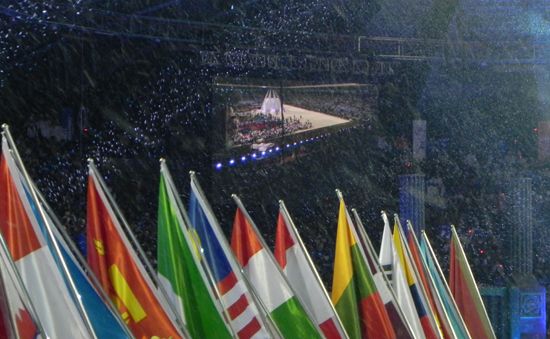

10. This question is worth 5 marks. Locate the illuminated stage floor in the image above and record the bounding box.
[282,104,351,132]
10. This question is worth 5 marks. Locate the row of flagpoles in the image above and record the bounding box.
[0,123,496,339]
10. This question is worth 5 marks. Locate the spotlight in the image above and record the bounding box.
[215,163,222,169]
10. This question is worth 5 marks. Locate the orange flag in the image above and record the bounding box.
[87,168,183,339]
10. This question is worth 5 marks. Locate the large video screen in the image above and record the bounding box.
[213,80,378,151]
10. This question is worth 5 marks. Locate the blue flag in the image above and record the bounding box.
[188,174,270,338]
[17,168,130,339]
[420,232,470,339]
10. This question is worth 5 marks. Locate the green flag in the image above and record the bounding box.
[157,163,232,339]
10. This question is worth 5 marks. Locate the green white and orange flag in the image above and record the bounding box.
[231,195,321,339]
[87,163,184,339]
[449,226,496,339]
[331,196,396,339]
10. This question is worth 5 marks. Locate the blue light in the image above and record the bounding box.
[293,142,297,145]
[229,159,235,165]
[275,147,280,151]
[268,149,273,153]
[286,144,290,148]
[215,163,222,169]
[261,151,266,156]
[252,153,257,158]
[241,156,246,161]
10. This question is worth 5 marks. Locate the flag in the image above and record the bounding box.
[14,165,131,339]
[188,174,270,338]
[420,232,471,338]
[331,198,396,339]
[0,233,40,339]
[449,226,495,339]
[231,199,321,339]
[274,202,347,339]
[351,210,414,339]
[0,136,91,338]
[393,222,440,339]
[379,214,425,339]
[87,164,183,339]
[406,224,454,338]
[157,163,232,339]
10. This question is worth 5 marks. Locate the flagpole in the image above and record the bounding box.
[279,200,349,339]
[351,208,417,339]
[0,233,47,338]
[160,160,237,337]
[31,182,134,338]
[421,230,471,339]
[231,193,324,337]
[450,225,496,338]
[3,125,98,339]
[394,215,443,339]
[406,221,458,339]
[336,190,416,339]
[189,171,283,339]
[87,159,190,338]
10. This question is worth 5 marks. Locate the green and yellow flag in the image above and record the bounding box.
[331,199,396,339]
[157,162,232,339]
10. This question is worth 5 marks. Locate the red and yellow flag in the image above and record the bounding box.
[87,170,182,339]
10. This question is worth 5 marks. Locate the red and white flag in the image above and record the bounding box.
[274,203,347,339]
[0,137,91,338]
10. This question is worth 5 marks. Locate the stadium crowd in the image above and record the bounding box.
[1,0,550,300]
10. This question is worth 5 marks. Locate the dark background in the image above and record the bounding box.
[1,0,549,290]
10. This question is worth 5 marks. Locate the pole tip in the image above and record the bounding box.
[159,157,166,163]
[87,158,94,164]
[278,199,284,205]
[1,123,8,130]
[231,193,237,198]
[189,170,196,176]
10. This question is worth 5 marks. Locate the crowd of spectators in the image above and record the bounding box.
[2,0,550,300]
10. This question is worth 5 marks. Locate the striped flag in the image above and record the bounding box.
[188,173,270,339]
[393,222,441,339]
[157,163,232,339]
[15,165,132,339]
[449,226,495,339]
[0,136,91,338]
[331,197,396,339]
[406,224,455,338]
[351,210,414,339]
[87,164,184,339]
[379,215,425,338]
[231,197,321,339]
[274,201,347,339]
[420,232,471,338]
